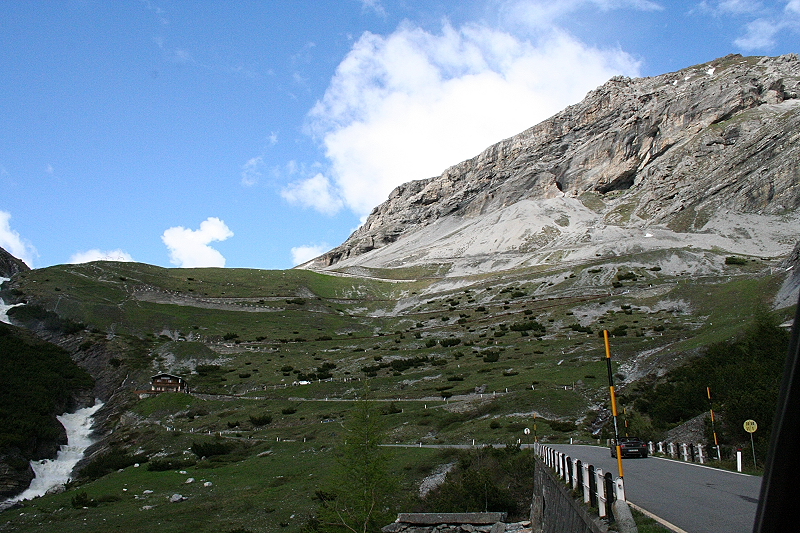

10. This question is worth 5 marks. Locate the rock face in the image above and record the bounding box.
[0,453,35,500]
[0,247,29,278]
[304,54,800,274]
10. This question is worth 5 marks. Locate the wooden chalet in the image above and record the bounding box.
[149,373,188,393]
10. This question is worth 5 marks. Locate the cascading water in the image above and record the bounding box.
[0,276,23,324]
[1,278,104,507]
[3,402,104,508]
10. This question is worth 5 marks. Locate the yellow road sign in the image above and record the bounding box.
[743,419,758,433]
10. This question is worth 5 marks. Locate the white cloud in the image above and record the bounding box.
[0,211,36,268]
[241,156,264,186]
[501,0,662,29]
[359,0,387,16]
[735,17,783,49]
[716,0,763,15]
[788,0,800,15]
[161,217,233,268]
[290,243,329,266]
[306,21,640,216]
[281,173,344,215]
[69,249,134,264]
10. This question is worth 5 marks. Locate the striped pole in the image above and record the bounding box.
[707,387,722,461]
[604,330,624,479]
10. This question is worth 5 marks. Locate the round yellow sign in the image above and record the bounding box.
[743,419,758,433]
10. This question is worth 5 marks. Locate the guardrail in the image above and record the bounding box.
[533,442,625,521]
[648,441,711,463]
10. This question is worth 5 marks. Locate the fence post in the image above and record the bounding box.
[697,444,705,464]
[668,442,676,457]
[571,458,579,491]
[604,472,615,522]
[658,441,664,454]
[681,443,689,462]
[583,463,591,504]
[648,441,655,455]
[588,465,597,507]
[565,456,572,486]
[690,443,696,462]
[596,467,607,518]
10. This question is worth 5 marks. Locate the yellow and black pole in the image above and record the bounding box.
[707,387,721,461]
[604,330,624,479]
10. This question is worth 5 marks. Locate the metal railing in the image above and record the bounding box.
[534,442,625,520]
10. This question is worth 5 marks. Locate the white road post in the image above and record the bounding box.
[583,464,591,504]
[737,449,743,472]
[596,468,607,518]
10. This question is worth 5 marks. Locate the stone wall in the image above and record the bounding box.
[530,458,608,533]
[382,513,530,533]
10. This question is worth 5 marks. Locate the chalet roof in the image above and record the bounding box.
[150,373,186,381]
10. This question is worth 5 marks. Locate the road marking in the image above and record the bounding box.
[651,455,757,477]
[627,501,690,533]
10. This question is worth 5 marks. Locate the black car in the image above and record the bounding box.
[610,437,649,458]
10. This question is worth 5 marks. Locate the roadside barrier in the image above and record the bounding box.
[533,442,625,521]
[649,441,710,463]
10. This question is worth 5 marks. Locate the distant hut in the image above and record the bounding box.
[149,373,188,393]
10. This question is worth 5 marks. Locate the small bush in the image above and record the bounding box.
[191,440,231,458]
[725,256,747,265]
[439,338,461,348]
[71,492,97,508]
[249,414,273,426]
[483,351,500,363]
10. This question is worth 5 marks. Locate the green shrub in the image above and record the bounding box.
[71,492,97,508]
[725,256,748,265]
[191,440,231,458]
[483,351,500,363]
[249,414,272,426]
[80,448,148,480]
[509,320,545,333]
[439,338,461,347]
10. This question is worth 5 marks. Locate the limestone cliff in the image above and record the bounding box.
[304,54,800,273]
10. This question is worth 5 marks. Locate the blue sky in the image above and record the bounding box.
[1,0,798,270]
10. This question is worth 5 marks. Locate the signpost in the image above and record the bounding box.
[604,330,624,479]
[708,387,722,461]
[744,419,758,467]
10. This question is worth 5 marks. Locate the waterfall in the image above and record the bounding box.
[3,401,104,507]
[0,276,24,324]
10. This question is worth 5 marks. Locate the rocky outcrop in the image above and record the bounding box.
[0,247,29,278]
[0,453,34,500]
[305,54,800,271]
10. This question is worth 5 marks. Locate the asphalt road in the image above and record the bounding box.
[550,444,762,533]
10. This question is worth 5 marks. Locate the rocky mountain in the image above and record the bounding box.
[304,54,800,278]
[0,247,29,279]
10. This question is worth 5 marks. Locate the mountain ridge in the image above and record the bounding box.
[303,54,800,275]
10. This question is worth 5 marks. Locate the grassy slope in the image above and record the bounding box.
[0,252,794,532]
